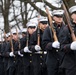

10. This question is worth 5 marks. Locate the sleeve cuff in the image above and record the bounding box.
[61,44,71,52]
[46,42,52,50]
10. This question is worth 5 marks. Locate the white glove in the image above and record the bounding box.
[52,41,60,49]
[18,51,23,57]
[35,45,41,51]
[24,46,31,53]
[9,52,15,57]
[70,41,76,50]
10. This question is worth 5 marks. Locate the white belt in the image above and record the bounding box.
[35,51,43,54]
[35,51,47,54]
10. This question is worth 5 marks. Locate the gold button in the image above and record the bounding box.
[40,56,42,58]
[30,54,32,56]
[14,61,15,63]
[41,52,43,54]
[56,50,58,52]
[30,61,32,63]
[40,63,42,65]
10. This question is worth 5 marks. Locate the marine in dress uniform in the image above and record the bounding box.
[21,28,27,38]
[1,33,11,75]
[60,6,76,75]
[19,21,37,75]
[12,30,24,75]
[0,40,4,75]
[28,17,48,75]
[4,31,20,75]
[42,9,71,75]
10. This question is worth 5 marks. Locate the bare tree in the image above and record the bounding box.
[0,0,76,33]
[0,0,15,33]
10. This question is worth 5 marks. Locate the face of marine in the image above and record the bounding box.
[39,23,48,31]
[7,36,11,41]
[53,15,63,25]
[28,26,36,35]
[71,13,76,24]
[12,34,18,41]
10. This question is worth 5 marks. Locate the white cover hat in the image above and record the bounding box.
[39,16,48,22]
[22,28,27,33]
[52,9,64,16]
[6,32,11,37]
[26,22,37,27]
[69,5,76,14]
[11,29,16,34]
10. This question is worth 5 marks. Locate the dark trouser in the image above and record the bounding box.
[47,66,59,75]
[47,58,59,75]
[23,53,34,75]
[4,62,8,75]
[23,63,34,75]
[8,63,17,75]
[0,58,4,75]
[16,57,24,75]
[58,68,65,75]
[3,58,9,75]
[33,63,47,75]
[65,67,76,75]
[33,54,47,75]
[43,54,47,75]
[0,62,4,75]
[33,64,42,75]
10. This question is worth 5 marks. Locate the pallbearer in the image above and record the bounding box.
[60,5,76,75]
[29,16,48,75]
[19,21,37,75]
[42,9,71,75]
